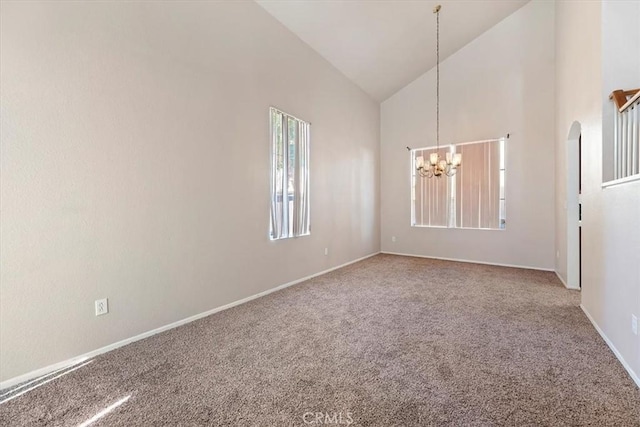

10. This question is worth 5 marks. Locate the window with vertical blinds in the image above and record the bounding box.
[270,107,310,240]
[411,138,506,230]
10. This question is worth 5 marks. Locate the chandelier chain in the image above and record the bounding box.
[415,5,460,179]
[436,6,439,150]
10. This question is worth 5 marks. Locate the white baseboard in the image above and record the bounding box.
[580,304,640,388]
[0,251,380,390]
[553,270,580,290]
[555,271,568,287]
[381,251,555,272]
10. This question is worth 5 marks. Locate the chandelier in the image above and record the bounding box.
[416,5,461,178]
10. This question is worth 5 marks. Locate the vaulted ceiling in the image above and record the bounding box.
[255,0,530,101]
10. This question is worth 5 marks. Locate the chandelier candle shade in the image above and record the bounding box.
[416,5,461,178]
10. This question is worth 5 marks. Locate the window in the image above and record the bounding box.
[270,107,310,240]
[411,138,506,230]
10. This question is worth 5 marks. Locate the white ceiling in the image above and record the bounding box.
[255,0,530,101]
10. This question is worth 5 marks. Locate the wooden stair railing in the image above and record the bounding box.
[609,88,640,112]
[609,88,640,181]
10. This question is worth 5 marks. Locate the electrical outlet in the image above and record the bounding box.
[324,248,328,256]
[392,236,396,242]
[556,251,560,259]
[632,315,637,335]
[95,298,109,316]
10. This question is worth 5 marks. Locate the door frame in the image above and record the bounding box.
[566,121,581,290]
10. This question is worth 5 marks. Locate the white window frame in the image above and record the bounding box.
[410,138,506,230]
[269,107,310,240]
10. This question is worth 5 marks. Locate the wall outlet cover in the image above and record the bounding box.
[95,298,109,316]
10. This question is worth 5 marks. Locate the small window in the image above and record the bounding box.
[411,138,506,230]
[269,107,310,240]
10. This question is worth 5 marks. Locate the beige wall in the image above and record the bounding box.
[555,0,640,379]
[0,1,380,382]
[554,1,601,292]
[601,0,640,181]
[381,0,555,270]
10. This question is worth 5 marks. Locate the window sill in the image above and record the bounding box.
[602,174,640,189]
[411,225,506,231]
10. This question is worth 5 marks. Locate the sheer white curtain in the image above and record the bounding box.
[296,120,310,235]
[270,108,310,240]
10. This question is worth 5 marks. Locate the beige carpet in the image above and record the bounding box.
[2,254,639,426]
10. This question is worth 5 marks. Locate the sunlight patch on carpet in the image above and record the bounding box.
[0,360,94,405]
[77,395,131,427]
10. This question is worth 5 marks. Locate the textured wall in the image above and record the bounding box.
[381,0,555,270]
[0,1,380,381]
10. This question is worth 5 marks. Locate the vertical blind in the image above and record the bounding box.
[412,147,451,227]
[270,108,310,240]
[455,140,502,229]
[412,138,505,230]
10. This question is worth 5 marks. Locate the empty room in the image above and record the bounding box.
[1,0,639,425]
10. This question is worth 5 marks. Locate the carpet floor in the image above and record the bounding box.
[2,254,639,426]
